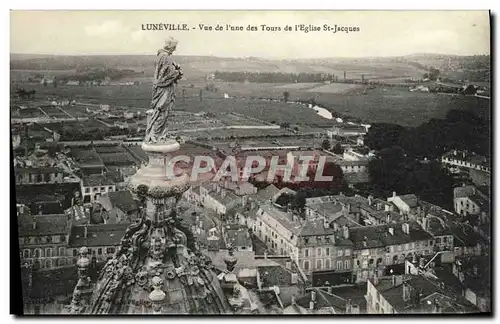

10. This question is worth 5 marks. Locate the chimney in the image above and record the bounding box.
[402,223,410,234]
[433,298,440,313]
[343,226,349,239]
[32,215,37,230]
[327,285,332,294]
[368,195,373,206]
[392,191,397,198]
[392,275,396,287]
[388,227,394,236]
[386,214,391,223]
[84,224,88,238]
[323,218,329,229]
[264,251,268,260]
[403,282,410,301]
[345,298,351,314]
[309,301,314,311]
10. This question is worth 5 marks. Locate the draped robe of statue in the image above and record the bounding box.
[145,49,182,143]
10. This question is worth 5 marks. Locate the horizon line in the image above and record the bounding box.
[10,52,491,60]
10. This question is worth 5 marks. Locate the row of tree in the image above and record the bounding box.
[364,109,490,160]
[362,108,490,210]
[214,71,337,83]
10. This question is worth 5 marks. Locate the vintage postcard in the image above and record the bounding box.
[10,10,491,315]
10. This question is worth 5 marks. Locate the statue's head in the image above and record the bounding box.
[163,37,178,54]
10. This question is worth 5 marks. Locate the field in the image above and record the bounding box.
[305,83,362,94]
[11,65,490,128]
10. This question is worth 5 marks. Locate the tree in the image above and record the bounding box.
[283,91,290,102]
[321,139,331,150]
[332,143,343,154]
[429,67,440,81]
[279,122,290,129]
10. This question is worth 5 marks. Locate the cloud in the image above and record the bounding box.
[84,21,125,37]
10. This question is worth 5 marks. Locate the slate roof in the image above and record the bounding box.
[18,214,69,237]
[349,222,433,250]
[67,223,129,247]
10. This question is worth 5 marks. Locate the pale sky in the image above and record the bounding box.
[10,11,490,58]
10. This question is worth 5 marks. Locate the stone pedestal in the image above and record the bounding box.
[128,140,190,222]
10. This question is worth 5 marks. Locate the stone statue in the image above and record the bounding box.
[145,37,184,144]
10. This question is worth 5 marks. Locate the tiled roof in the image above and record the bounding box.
[399,194,419,208]
[106,191,138,213]
[349,222,433,250]
[299,219,336,237]
[453,185,477,199]
[377,275,479,313]
[82,171,123,186]
[253,184,280,202]
[259,204,302,235]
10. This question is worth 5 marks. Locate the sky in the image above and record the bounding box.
[10,10,491,58]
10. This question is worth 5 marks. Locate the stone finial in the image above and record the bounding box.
[223,245,238,273]
[76,247,90,287]
[149,276,166,314]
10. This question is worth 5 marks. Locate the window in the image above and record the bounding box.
[58,247,65,256]
[98,248,103,255]
[93,187,98,192]
[336,260,343,270]
[316,259,322,270]
[344,259,350,269]
[23,249,30,258]
[326,247,330,256]
[106,247,115,254]
[345,249,351,256]
[337,249,343,257]
[397,245,403,251]
[304,249,309,257]
[303,260,310,270]
[85,188,90,193]
[46,236,52,243]
[317,248,322,257]
[60,235,66,242]
[108,186,113,190]
[404,244,409,250]
[45,248,52,258]
[73,249,78,257]
[33,248,41,258]
[100,187,105,191]
[362,260,368,268]
[325,259,331,269]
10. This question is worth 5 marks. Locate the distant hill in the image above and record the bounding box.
[10,53,490,82]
